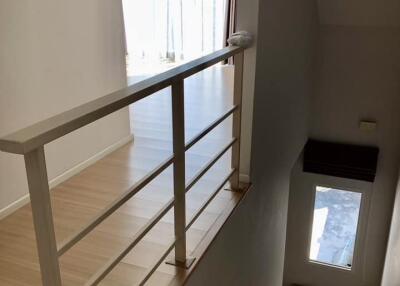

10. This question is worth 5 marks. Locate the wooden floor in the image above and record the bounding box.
[0,66,244,286]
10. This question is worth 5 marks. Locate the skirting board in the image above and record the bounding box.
[0,134,134,220]
[48,134,134,188]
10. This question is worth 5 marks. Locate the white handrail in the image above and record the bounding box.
[0,46,244,155]
[0,46,246,286]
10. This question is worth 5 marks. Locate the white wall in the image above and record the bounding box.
[186,0,319,285]
[317,0,400,27]
[0,0,131,213]
[382,174,400,286]
[284,25,400,286]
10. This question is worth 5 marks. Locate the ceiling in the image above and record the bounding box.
[317,0,400,27]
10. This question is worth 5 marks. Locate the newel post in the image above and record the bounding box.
[230,51,244,191]
[24,147,62,286]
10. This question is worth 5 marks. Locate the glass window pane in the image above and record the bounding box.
[309,186,362,269]
[123,0,227,76]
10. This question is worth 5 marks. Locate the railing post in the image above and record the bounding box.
[230,51,244,191]
[167,79,195,269]
[24,147,62,286]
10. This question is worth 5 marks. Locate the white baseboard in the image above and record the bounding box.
[0,134,134,220]
[48,134,134,188]
[240,173,250,183]
[0,194,30,220]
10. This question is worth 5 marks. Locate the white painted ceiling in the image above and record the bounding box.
[318,0,400,27]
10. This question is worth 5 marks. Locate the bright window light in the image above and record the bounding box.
[122,0,227,76]
[309,186,362,269]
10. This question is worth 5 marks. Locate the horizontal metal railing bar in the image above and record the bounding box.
[57,155,174,256]
[139,241,176,286]
[0,46,244,155]
[186,168,236,230]
[59,136,235,257]
[84,197,174,286]
[185,106,238,151]
[82,140,235,285]
[138,169,236,286]
[185,138,237,192]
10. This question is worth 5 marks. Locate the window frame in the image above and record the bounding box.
[305,175,372,274]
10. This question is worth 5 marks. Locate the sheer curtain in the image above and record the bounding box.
[122,0,228,75]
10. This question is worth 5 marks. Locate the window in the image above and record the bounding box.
[309,186,362,269]
[122,0,228,76]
